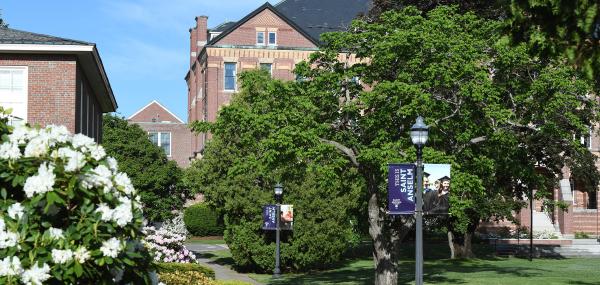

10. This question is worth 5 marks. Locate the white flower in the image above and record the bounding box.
[0,256,22,277]
[107,157,119,172]
[74,246,91,263]
[114,173,134,195]
[46,125,70,144]
[72,134,95,150]
[23,163,55,198]
[0,142,21,160]
[24,136,49,158]
[0,223,19,249]
[83,165,114,193]
[113,197,133,227]
[51,249,73,264]
[95,204,113,222]
[47,227,64,240]
[89,145,106,160]
[8,125,33,144]
[100,238,122,258]
[57,147,86,172]
[21,262,51,285]
[7,203,24,220]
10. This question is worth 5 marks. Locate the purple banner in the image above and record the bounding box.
[388,164,416,215]
[262,204,277,230]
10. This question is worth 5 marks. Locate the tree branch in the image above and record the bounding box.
[319,138,359,167]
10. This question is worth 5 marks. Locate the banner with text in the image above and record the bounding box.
[262,204,277,230]
[388,164,416,215]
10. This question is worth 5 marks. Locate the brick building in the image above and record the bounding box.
[186,0,370,156]
[0,27,117,142]
[128,101,193,167]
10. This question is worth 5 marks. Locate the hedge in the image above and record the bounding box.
[184,203,224,236]
[157,262,215,279]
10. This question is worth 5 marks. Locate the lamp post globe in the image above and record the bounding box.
[410,116,429,146]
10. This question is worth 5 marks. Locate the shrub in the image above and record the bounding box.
[158,271,215,285]
[157,262,215,279]
[144,226,196,263]
[575,231,590,239]
[0,121,153,284]
[162,212,189,237]
[184,203,224,236]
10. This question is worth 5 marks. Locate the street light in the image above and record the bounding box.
[410,116,429,285]
[274,183,283,277]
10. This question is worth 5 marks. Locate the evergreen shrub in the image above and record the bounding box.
[184,203,223,237]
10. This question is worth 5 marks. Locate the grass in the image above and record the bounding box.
[198,243,600,285]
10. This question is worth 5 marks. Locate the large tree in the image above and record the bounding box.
[185,71,364,272]
[296,6,599,284]
[510,1,600,81]
[102,115,189,221]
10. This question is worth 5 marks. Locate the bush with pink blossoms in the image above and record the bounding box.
[144,226,196,263]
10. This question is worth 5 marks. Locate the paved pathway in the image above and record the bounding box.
[186,243,263,285]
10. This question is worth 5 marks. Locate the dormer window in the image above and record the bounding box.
[257,31,265,45]
[268,32,277,46]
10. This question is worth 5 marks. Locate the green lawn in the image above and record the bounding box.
[199,244,600,285]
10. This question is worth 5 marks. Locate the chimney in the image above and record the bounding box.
[189,16,208,66]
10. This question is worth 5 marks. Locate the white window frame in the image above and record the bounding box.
[268,32,277,46]
[256,31,265,45]
[260,63,272,75]
[0,66,28,124]
[224,62,237,92]
[148,131,172,157]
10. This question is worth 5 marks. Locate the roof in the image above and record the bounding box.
[209,21,236,33]
[275,0,371,42]
[128,100,185,124]
[0,27,117,112]
[0,27,92,45]
[208,2,319,46]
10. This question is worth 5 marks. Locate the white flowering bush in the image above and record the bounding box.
[161,212,188,238]
[143,226,196,263]
[0,121,154,284]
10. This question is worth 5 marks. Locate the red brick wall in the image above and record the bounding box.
[0,54,77,133]
[132,122,193,168]
[215,9,316,48]
[129,102,195,167]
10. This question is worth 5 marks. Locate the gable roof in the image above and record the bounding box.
[208,2,319,46]
[128,100,185,124]
[210,21,236,33]
[275,0,371,42]
[0,27,92,45]
[0,27,117,113]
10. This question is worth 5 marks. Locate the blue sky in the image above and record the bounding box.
[2,0,273,121]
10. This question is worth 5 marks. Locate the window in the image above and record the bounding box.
[260,63,272,75]
[148,132,171,156]
[257,31,265,45]
[0,66,28,124]
[224,62,236,91]
[589,191,598,209]
[580,128,592,149]
[268,32,276,45]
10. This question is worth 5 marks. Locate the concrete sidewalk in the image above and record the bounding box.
[186,243,263,285]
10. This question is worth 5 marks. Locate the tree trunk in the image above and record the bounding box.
[366,175,412,285]
[448,231,474,259]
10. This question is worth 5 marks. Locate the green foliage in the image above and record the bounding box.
[158,271,215,285]
[510,0,600,80]
[574,231,591,239]
[157,262,215,279]
[0,115,154,284]
[296,4,600,265]
[102,114,190,221]
[184,203,224,237]
[215,281,254,285]
[185,70,363,272]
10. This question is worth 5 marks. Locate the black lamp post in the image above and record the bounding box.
[274,183,283,277]
[410,116,429,285]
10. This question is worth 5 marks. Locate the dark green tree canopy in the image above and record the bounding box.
[102,114,189,221]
